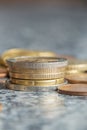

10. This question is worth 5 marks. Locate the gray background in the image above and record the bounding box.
[0,5,87,59]
[0,5,87,130]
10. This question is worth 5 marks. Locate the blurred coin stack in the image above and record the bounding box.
[6,56,68,91]
[0,48,57,78]
[66,60,87,75]
[65,60,87,84]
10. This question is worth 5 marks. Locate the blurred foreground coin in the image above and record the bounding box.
[66,74,87,84]
[58,84,87,96]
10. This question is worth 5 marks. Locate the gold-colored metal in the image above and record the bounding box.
[10,78,65,87]
[2,49,57,66]
[67,60,87,71]
[10,72,65,80]
[6,81,67,91]
[66,70,85,75]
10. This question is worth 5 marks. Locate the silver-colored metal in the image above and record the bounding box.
[6,56,68,69]
[9,72,65,79]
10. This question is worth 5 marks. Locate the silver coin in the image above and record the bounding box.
[9,72,65,79]
[7,56,68,69]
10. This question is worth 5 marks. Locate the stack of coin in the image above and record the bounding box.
[0,48,57,78]
[66,60,87,75]
[6,56,68,91]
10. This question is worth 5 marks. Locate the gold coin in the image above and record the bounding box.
[58,84,87,96]
[66,73,87,84]
[67,60,87,71]
[10,72,65,80]
[10,78,65,87]
[2,49,56,66]
[6,81,57,91]
[6,80,68,91]
[66,70,85,75]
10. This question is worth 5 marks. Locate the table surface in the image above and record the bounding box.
[0,6,87,130]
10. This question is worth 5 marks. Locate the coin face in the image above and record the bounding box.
[66,74,87,84]
[58,84,87,96]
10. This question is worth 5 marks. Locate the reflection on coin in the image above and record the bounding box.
[67,60,87,71]
[66,70,83,75]
[58,84,87,96]
[6,80,57,91]
[66,74,87,84]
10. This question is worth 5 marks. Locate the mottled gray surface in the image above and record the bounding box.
[0,5,87,130]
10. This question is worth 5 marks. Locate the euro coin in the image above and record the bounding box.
[9,67,66,74]
[7,56,68,69]
[67,60,87,71]
[58,84,87,96]
[66,70,85,75]
[66,73,87,84]
[9,72,65,80]
[10,78,65,87]
[6,80,67,91]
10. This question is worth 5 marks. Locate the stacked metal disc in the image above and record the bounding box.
[66,60,87,75]
[6,56,68,91]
